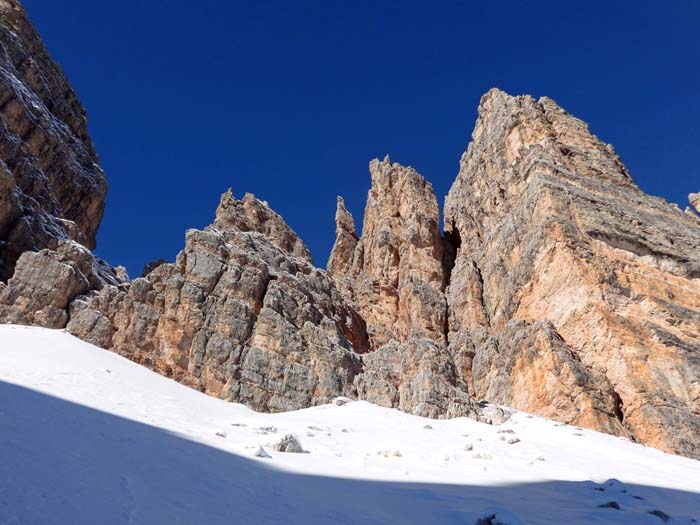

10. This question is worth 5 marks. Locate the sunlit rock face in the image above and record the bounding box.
[689,192,700,214]
[328,156,447,348]
[2,0,700,460]
[66,190,370,412]
[0,1,107,281]
[443,88,700,458]
[327,158,478,420]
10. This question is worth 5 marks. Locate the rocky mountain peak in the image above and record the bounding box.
[215,189,312,262]
[326,196,358,277]
[329,157,446,348]
[443,88,700,458]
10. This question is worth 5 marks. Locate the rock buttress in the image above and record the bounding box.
[444,88,700,457]
[0,1,107,280]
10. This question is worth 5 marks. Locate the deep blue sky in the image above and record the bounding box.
[23,1,700,276]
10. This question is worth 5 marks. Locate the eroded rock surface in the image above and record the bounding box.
[690,192,700,214]
[328,156,447,347]
[444,88,700,457]
[0,239,122,328]
[354,337,474,419]
[329,157,477,419]
[0,1,106,280]
[66,191,369,412]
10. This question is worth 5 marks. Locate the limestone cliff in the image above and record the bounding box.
[0,0,107,281]
[327,157,475,419]
[65,191,370,412]
[328,156,447,347]
[443,89,700,457]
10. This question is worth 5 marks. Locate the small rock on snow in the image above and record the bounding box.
[254,445,271,459]
[271,434,304,453]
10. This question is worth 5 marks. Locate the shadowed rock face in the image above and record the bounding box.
[443,88,700,457]
[0,0,107,280]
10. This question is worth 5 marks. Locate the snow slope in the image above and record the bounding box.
[1,325,699,525]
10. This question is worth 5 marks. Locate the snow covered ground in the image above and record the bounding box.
[1,324,699,524]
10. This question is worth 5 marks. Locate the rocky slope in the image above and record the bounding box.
[0,0,106,281]
[1,0,699,460]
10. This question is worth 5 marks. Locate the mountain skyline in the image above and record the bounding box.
[21,0,700,277]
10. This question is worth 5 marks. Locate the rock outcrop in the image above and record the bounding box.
[0,239,121,328]
[66,190,369,412]
[690,192,700,214]
[0,0,106,280]
[328,156,447,347]
[323,90,700,457]
[328,157,477,419]
[443,88,700,457]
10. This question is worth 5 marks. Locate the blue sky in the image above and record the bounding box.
[23,1,700,276]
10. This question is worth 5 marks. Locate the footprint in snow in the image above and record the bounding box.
[474,508,524,524]
[647,509,671,522]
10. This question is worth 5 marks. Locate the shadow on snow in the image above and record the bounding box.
[0,381,698,525]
